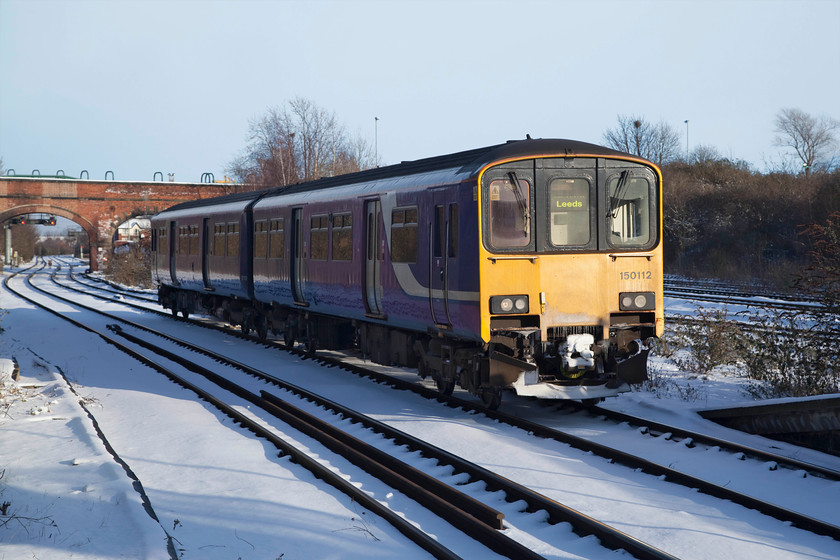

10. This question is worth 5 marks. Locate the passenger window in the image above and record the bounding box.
[310,215,329,260]
[488,177,531,248]
[331,213,353,261]
[269,218,285,259]
[254,220,268,259]
[391,207,418,263]
[158,228,167,255]
[226,223,239,257]
[548,178,591,247]
[189,225,198,255]
[608,174,651,247]
[179,226,189,255]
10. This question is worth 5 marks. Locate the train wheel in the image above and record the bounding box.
[241,323,251,336]
[283,329,294,348]
[435,374,455,397]
[480,388,502,410]
[255,320,268,341]
[170,307,178,318]
[181,310,189,319]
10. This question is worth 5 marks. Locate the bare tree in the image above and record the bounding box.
[602,115,681,166]
[774,108,839,175]
[228,98,375,187]
[689,144,723,165]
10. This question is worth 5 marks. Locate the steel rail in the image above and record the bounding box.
[585,405,840,480]
[50,263,840,541]
[44,263,679,560]
[4,266,468,560]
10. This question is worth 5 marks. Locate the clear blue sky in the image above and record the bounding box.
[1,0,838,183]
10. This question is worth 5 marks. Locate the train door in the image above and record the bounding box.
[290,208,306,303]
[168,220,178,284]
[429,195,454,327]
[364,200,383,316]
[202,218,211,289]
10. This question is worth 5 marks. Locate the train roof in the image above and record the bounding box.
[154,138,641,216]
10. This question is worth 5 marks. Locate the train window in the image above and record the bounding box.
[213,224,225,256]
[158,228,167,255]
[608,173,651,247]
[254,220,268,259]
[310,214,329,260]
[488,177,531,248]
[189,225,199,255]
[548,178,591,246]
[226,223,239,257]
[433,205,445,258]
[332,213,353,261]
[391,207,418,263]
[179,226,189,255]
[449,204,458,258]
[269,218,285,259]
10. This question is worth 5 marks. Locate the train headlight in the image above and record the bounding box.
[619,292,655,311]
[490,295,529,314]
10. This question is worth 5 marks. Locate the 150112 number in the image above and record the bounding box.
[619,271,652,280]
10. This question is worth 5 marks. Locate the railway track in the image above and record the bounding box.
[7,261,681,560]
[57,266,837,481]
[664,276,823,311]
[38,261,840,557]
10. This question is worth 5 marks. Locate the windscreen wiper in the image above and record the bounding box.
[608,170,630,218]
[507,171,530,235]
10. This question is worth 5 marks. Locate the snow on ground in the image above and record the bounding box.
[2,263,840,559]
[1,269,446,560]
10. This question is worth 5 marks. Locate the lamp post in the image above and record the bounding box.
[374,116,380,165]
[684,119,689,160]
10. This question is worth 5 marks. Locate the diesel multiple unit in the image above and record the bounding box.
[151,138,664,408]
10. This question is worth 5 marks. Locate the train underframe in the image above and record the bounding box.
[159,285,654,409]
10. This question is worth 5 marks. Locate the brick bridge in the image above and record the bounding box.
[0,177,243,270]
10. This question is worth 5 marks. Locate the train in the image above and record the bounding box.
[150,138,664,408]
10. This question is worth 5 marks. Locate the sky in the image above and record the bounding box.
[1,0,839,183]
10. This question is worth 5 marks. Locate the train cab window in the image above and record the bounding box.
[608,173,652,248]
[269,218,285,259]
[310,215,329,260]
[391,207,418,263]
[331,213,353,261]
[254,220,268,259]
[548,178,591,247]
[226,223,239,257]
[487,177,531,249]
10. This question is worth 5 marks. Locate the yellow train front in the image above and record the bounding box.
[468,141,664,407]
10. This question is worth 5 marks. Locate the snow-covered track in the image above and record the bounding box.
[586,404,840,480]
[5,264,473,560]
[664,277,822,311]
[664,276,822,303]
[105,327,679,560]
[11,263,681,559]
[29,262,840,555]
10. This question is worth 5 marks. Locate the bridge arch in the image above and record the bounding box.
[0,177,240,270]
